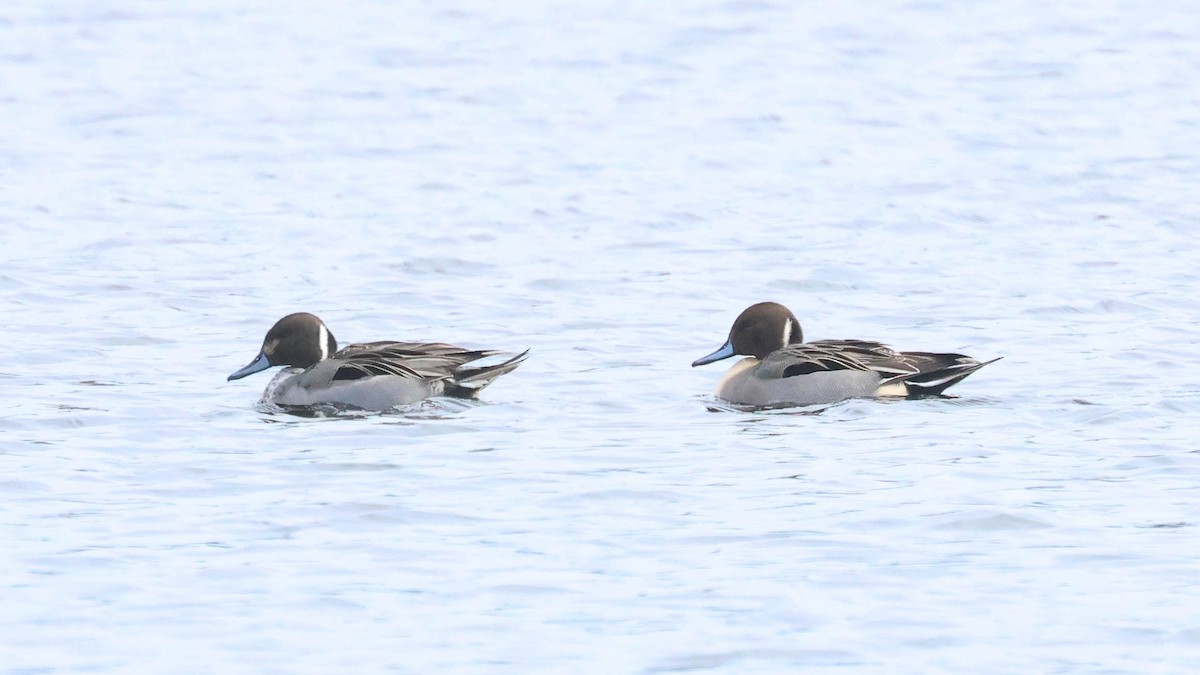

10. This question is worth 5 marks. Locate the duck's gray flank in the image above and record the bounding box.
[228,312,528,410]
[692,302,999,407]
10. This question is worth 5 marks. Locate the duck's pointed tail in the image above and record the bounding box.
[446,349,530,398]
[894,353,1002,397]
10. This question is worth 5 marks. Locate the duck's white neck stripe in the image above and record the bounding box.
[317,323,330,361]
[782,319,793,346]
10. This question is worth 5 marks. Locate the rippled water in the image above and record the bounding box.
[4,1,1199,672]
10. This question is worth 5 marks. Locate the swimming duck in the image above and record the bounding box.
[692,302,998,406]
[228,312,528,410]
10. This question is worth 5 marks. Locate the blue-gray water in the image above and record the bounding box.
[3,1,1199,673]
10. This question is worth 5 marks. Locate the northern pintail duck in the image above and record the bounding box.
[228,312,528,410]
[692,302,998,407]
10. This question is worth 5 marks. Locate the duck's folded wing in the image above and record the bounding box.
[327,355,426,381]
[331,341,522,384]
[761,340,920,381]
[756,342,869,379]
[337,341,488,358]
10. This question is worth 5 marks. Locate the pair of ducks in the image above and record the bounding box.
[228,302,998,411]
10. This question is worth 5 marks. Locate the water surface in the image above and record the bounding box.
[3,1,1199,673]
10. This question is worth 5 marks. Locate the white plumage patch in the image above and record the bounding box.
[317,323,330,361]
[875,382,908,397]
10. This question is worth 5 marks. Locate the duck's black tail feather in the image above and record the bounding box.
[900,353,1002,397]
[446,349,530,398]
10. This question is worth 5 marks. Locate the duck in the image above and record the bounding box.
[227,312,528,411]
[691,302,998,407]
